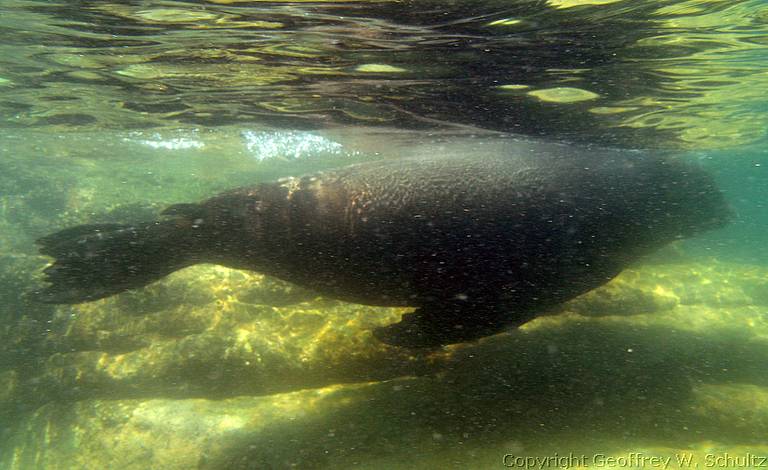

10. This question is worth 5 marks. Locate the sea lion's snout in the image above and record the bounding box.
[677,171,732,237]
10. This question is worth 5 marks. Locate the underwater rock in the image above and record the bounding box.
[5,287,768,468]
[13,265,416,405]
[11,260,768,408]
[562,262,768,317]
[691,384,768,440]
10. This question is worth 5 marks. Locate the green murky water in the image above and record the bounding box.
[1,1,768,469]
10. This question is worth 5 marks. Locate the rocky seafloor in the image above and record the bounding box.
[2,255,768,469]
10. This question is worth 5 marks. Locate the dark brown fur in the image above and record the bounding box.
[36,139,730,347]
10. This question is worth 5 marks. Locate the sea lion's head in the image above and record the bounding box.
[647,158,732,240]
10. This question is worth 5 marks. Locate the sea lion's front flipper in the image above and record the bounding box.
[373,301,514,348]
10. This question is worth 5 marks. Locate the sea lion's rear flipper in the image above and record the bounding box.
[372,301,514,348]
[34,220,199,304]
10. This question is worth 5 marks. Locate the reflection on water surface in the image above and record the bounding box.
[1,0,767,147]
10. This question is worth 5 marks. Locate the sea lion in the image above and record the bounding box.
[35,138,730,347]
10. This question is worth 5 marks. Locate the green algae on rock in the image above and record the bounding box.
[4,259,768,468]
